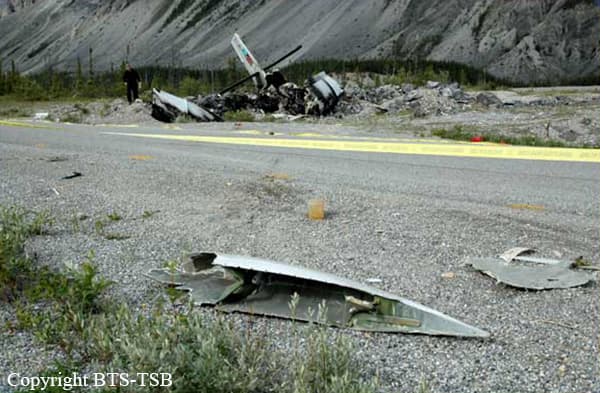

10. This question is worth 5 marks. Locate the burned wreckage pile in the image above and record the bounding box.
[151,34,343,123]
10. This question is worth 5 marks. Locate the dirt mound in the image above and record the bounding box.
[48,99,156,125]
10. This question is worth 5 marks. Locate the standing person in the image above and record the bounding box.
[123,63,141,104]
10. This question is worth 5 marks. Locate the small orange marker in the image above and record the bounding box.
[308,199,325,220]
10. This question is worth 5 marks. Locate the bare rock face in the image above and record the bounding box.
[0,0,12,17]
[0,0,598,84]
[390,0,600,84]
[0,0,38,14]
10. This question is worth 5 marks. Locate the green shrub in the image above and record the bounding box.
[431,125,475,141]
[0,206,51,301]
[142,210,159,219]
[289,302,377,393]
[14,77,47,101]
[61,113,83,123]
[106,212,122,221]
[224,110,255,122]
[0,106,31,118]
[431,125,579,148]
[178,76,204,97]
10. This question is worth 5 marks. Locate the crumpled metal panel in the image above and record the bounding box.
[467,249,595,290]
[212,253,488,335]
[211,253,403,300]
[146,252,489,338]
[308,72,344,115]
[217,280,356,327]
[152,88,222,122]
[499,247,535,263]
[147,266,243,306]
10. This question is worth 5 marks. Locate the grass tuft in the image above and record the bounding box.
[0,207,51,301]
[103,232,131,241]
[142,209,159,219]
[224,110,255,122]
[106,212,122,221]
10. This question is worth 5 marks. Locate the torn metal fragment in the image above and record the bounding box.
[467,248,595,290]
[146,252,489,338]
[307,71,344,115]
[151,88,222,123]
[61,171,82,180]
[499,247,535,263]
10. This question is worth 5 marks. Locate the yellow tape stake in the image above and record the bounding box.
[103,132,600,163]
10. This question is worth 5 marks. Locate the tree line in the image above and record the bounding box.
[1,55,598,101]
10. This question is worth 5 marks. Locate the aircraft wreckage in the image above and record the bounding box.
[466,247,597,290]
[146,252,489,338]
[151,33,343,123]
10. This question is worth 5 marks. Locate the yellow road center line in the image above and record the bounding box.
[288,132,474,144]
[129,154,154,161]
[104,132,600,163]
[0,120,49,128]
[100,124,140,128]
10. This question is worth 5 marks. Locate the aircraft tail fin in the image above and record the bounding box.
[231,33,266,89]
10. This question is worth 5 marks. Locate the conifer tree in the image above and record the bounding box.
[88,47,94,78]
[0,57,4,95]
[87,47,96,96]
[7,60,18,94]
[75,57,84,93]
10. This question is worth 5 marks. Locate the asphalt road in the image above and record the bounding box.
[3,120,599,217]
[1,120,599,393]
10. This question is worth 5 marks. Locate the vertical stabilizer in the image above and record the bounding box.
[231,33,267,89]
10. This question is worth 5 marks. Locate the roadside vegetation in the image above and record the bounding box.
[431,125,578,148]
[0,205,380,393]
[223,109,256,122]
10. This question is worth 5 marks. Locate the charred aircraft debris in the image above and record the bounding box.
[146,252,489,338]
[151,34,343,123]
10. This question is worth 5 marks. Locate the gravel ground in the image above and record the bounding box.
[0,120,598,392]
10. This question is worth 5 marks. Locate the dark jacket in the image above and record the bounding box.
[123,69,141,86]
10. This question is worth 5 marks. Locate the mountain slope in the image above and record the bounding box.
[0,0,598,84]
